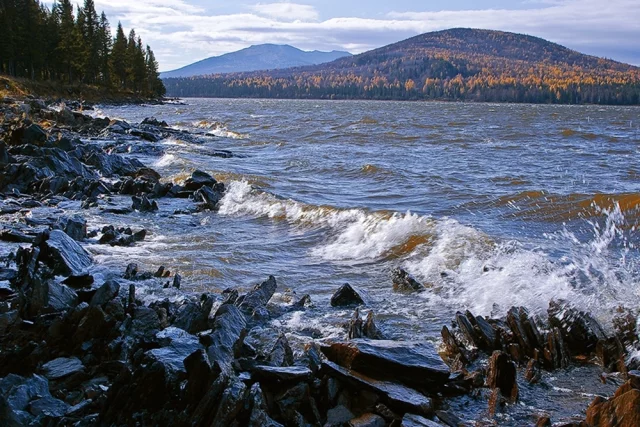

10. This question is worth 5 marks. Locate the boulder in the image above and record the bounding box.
[321,339,450,388]
[401,413,443,427]
[392,268,425,292]
[252,365,313,383]
[132,194,158,212]
[210,376,246,427]
[586,380,640,427]
[41,357,84,380]
[548,299,606,356]
[349,413,387,427]
[39,230,93,277]
[141,117,168,127]
[246,383,283,427]
[486,351,518,402]
[184,170,217,191]
[145,327,203,375]
[331,283,365,307]
[267,333,294,367]
[89,280,120,307]
[237,275,277,316]
[56,215,87,241]
[206,304,247,368]
[0,374,51,425]
[194,184,225,210]
[28,396,70,418]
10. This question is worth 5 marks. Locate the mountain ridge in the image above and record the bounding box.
[160,44,352,78]
[163,28,640,104]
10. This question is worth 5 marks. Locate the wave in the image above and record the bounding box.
[193,120,245,139]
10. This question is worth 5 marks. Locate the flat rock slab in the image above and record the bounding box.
[401,413,444,427]
[322,339,450,387]
[41,230,93,276]
[322,361,433,417]
[252,365,313,383]
[41,357,84,380]
[145,327,203,374]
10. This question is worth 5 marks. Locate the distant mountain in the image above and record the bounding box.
[160,44,352,78]
[163,29,640,105]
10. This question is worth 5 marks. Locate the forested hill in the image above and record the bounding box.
[163,28,640,104]
[0,0,165,98]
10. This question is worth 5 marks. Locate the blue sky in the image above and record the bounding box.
[49,1,640,71]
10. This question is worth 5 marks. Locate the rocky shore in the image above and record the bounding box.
[1,95,639,426]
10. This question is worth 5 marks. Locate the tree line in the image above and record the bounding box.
[0,0,165,97]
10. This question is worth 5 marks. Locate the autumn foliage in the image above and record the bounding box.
[163,29,640,104]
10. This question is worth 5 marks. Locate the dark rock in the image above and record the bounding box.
[194,184,225,210]
[349,413,387,427]
[349,308,384,340]
[544,327,571,370]
[56,215,86,241]
[41,357,84,380]
[268,333,294,367]
[548,299,606,356]
[141,117,168,127]
[322,339,450,388]
[129,128,160,142]
[237,275,277,316]
[39,230,93,276]
[0,228,35,243]
[486,351,518,402]
[145,327,203,374]
[322,360,433,416]
[46,280,79,312]
[28,396,70,418]
[184,169,217,191]
[62,273,94,289]
[252,365,313,383]
[401,413,443,426]
[506,306,543,360]
[173,294,214,334]
[124,263,138,279]
[327,405,355,425]
[206,304,247,368]
[392,268,425,292]
[331,283,365,307]
[246,383,283,427]
[0,374,51,425]
[89,280,120,307]
[434,410,464,427]
[172,273,181,289]
[211,376,246,427]
[525,359,542,384]
[131,194,158,212]
[488,388,506,416]
[536,415,552,427]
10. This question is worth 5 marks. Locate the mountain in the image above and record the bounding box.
[160,44,352,78]
[163,29,640,105]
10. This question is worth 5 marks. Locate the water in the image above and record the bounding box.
[88,99,639,419]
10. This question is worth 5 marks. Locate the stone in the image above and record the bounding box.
[525,359,542,384]
[132,194,158,212]
[486,351,518,402]
[349,413,387,427]
[89,280,120,307]
[401,413,443,426]
[28,396,69,418]
[349,309,385,340]
[0,228,35,243]
[194,184,225,210]
[0,374,51,425]
[327,405,355,425]
[321,339,450,387]
[145,327,203,374]
[252,365,313,383]
[41,357,84,380]
[141,117,169,127]
[237,275,277,316]
[548,299,607,356]
[173,294,214,334]
[322,361,433,417]
[586,381,640,427]
[211,376,246,427]
[40,230,93,277]
[247,383,283,427]
[206,304,247,368]
[268,333,294,367]
[184,170,217,191]
[173,273,181,289]
[392,268,425,292]
[331,283,365,307]
[56,215,87,241]
[46,281,79,312]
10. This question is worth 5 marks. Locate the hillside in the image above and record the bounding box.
[160,44,352,78]
[163,29,640,104]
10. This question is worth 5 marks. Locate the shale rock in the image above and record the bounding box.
[184,169,217,191]
[331,283,365,307]
[486,351,518,402]
[39,230,93,276]
[586,380,640,427]
[392,268,425,292]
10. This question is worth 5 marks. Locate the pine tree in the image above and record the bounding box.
[81,0,100,83]
[110,22,128,89]
[97,12,112,85]
[145,45,165,97]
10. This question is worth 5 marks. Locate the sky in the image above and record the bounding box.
[48,1,640,71]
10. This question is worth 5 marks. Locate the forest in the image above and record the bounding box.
[163,29,640,105]
[0,0,165,98]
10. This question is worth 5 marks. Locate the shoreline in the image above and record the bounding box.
[1,95,639,425]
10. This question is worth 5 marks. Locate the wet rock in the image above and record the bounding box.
[486,351,518,402]
[129,128,160,142]
[28,395,70,418]
[455,310,498,352]
[206,304,247,368]
[268,333,294,367]
[145,327,203,374]
[322,361,433,417]
[0,374,51,425]
[434,410,465,427]
[506,306,544,360]
[252,365,313,383]
[525,359,542,384]
[173,294,214,334]
[141,117,168,127]
[211,376,247,427]
[124,263,138,279]
[322,339,450,388]
[548,299,606,356]
[596,337,626,373]
[89,280,120,307]
[246,383,283,427]
[401,413,443,426]
[99,225,146,247]
[45,280,79,312]
[131,194,158,212]
[237,275,277,317]
[41,357,84,380]
[349,308,385,339]
[172,273,181,289]
[184,169,217,191]
[536,415,552,427]
[544,327,571,370]
[327,405,355,425]
[349,413,387,427]
[0,228,35,243]
[331,283,365,307]
[392,268,425,293]
[194,184,225,210]
[39,229,93,276]
[586,380,640,427]
[184,349,216,404]
[56,215,87,241]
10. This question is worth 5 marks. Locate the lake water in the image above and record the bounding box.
[85,99,640,422]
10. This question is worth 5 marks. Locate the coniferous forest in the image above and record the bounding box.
[0,0,165,98]
[163,29,640,105]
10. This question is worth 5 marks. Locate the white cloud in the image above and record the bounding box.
[248,2,319,22]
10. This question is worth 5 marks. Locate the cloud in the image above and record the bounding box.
[248,2,319,22]
[41,0,640,71]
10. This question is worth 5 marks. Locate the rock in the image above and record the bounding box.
[392,268,425,292]
[322,361,433,417]
[56,215,87,241]
[184,349,215,403]
[327,405,355,425]
[62,273,94,289]
[124,263,138,279]
[268,333,294,367]
[349,308,385,339]
[506,306,544,360]
[184,170,217,191]
[586,380,640,427]
[28,396,70,418]
[548,299,606,356]
[129,128,160,142]
[252,365,313,383]
[401,413,443,426]
[486,351,518,402]
[46,280,79,312]
[349,413,387,427]
[89,280,120,307]
[488,388,506,416]
[172,273,181,289]
[246,383,283,427]
[40,230,93,277]
[173,294,214,334]
[0,374,51,425]
[545,327,571,370]
[536,416,552,427]
[0,228,35,243]
[141,117,168,127]
[596,337,626,373]
[132,194,158,212]
[434,410,464,427]
[331,283,365,307]
[206,304,247,368]
[194,184,225,210]
[455,310,498,352]
[41,357,84,380]
[145,327,203,374]
[322,339,450,388]
[525,359,542,384]
[211,376,246,427]
[237,275,277,316]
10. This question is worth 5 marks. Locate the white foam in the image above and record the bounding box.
[154,153,177,168]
